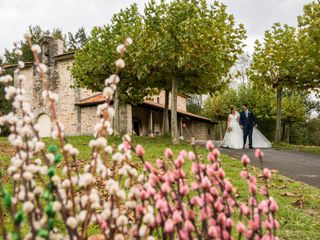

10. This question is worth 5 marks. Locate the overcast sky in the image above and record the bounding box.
[0,0,311,55]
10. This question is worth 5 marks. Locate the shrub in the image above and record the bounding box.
[0,34,279,240]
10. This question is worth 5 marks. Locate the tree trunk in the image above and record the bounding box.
[219,120,224,140]
[162,89,169,135]
[171,77,179,144]
[287,123,290,143]
[274,86,283,143]
[113,89,120,136]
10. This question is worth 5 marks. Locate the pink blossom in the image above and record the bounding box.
[264,220,272,230]
[208,226,218,237]
[187,210,195,220]
[156,214,162,224]
[249,219,259,231]
[218,168,225,179]
[201,176,212,189]
[208,152,215,162]
[164,219,175,233]
[222,230,230,240]
[212,148,220,157]
[214,199,223,212]
[206,140,214,151]
[224,180,233,193]
[241,154,250,166]
[164,148,173,158]
[135,144,145,157]
[212,162,219,171]
[249,182,257,193]
[210,187,219,197]
[191,163,199,174]
[240,204,250,216]
[226,218,233,228]
[236,222,246,234]
[269,198,279,212]
[140,190,150,200]
[188,151,195,160]
[156,159,164,168]
[258,200,268,213]
[240,170,249,179]
[263,168,272,179]
[191,182,199,190]
[205,192,214,203]
[184,220,195,232]
[149,173,159,186]
[173,210,183,223]
[206,166,215,176]
[135,205,144,218]
[179,185,189,196]
[144,162,154,172]
[179,150,187,158]
[200,209,207,220]
[272,219,280,229]
[123,140,131,150]
[174,157,184,168]
[98,217,107,231]
[260,186,268,196]
[217,213,226,225]
[255,149,264,158]
[161,182,171,194]
[249,197,257,207]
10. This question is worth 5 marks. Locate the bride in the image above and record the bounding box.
[220,107,271,149]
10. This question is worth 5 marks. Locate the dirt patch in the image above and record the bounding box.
[0,143,15,157]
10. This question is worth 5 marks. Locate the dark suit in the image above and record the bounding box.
[240,110,256,148]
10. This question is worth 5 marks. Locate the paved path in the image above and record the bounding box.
[216,146,320,188]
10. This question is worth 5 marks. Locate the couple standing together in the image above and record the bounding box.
[221,104,271,149]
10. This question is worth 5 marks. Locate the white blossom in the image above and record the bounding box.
[23,201,34,213]
[66,217,78,229]
[115,59,125,69]
[31,44,41,54]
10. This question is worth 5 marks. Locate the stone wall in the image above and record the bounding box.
[80,106,98,135]
[193,121,215,141]
[153,91,187,111]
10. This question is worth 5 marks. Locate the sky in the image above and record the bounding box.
[0,0,312,56]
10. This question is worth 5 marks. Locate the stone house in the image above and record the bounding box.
[8,37,217,140]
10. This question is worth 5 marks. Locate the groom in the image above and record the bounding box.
[240,104,257,149]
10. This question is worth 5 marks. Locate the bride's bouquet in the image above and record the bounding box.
[227,126,233,132]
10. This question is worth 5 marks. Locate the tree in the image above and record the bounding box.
[251,23,300,143]
[66,27,88,51]
[144,0,246,143]
[297,0,320,89]
[4,25,64,64]
[71,4,158,134]
[280,93,307,142]
[203,88,237,139]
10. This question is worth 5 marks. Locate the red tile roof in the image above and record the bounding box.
[76,94,215,123]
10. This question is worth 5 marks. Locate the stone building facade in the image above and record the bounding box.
[9,37,217,140]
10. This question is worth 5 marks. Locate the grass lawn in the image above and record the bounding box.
[0,136,320,239]
[273,142,320,155]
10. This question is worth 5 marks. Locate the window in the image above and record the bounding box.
[208,128,211,135]
[157,97,160,104]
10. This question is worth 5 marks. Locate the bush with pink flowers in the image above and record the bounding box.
[0,35,279,240]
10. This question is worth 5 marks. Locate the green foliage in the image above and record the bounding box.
[251,23,299,89]
[298,0,320,88]
[66,27,88,51]
[144,0,246,94]
[71,4,156,104]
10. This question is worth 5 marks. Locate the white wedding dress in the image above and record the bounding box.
[220,112,271,149]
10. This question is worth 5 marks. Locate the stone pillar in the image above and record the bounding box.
[149,111,153,137]
[180,117,183,138]
[119,104,132,135]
